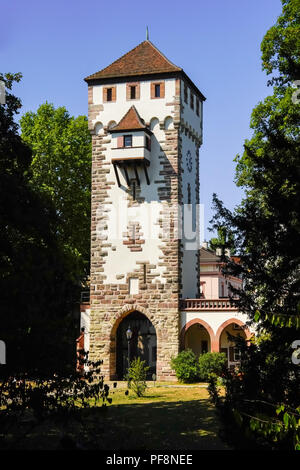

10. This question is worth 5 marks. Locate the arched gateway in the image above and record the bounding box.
[115,311,157,380]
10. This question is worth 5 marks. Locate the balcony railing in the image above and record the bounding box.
[180,298,238,311]
[80,291,238,311]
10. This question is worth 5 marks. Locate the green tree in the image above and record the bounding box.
[210,0,300,449]
[20,103,91,282]
[209,226,235,253]
[260,0,300,86]
[127,357,149,397]
[0,74,78,377]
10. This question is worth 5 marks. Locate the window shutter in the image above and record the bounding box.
[151,83,155,99]
[126,84,130,100]
[117,136,124,148]
[160,81,165,98]
[103,87,107,102]
[229,347,234,362]
[136,83,140,99]
[112,86,116,101]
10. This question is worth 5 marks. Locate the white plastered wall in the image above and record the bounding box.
[92,79,178,285]
[180,310,253,337]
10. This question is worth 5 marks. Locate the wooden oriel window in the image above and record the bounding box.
[151,81,165,99]
[103,86,116,102]
[124,135,132,147]
[126,82,140,100]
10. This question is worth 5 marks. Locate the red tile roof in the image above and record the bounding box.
[110,106,148,132]
[85,40,182,81]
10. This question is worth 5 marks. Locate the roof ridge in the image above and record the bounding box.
[146,40,182,71]
[87,41,147,81]
[111,105,147,131]
[129,105,146,126]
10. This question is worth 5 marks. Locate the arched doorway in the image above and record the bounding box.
[181,319,214,357]
[219,322,247,367]
[116,311,157,380]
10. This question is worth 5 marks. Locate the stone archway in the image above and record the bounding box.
[215,319,252,366]
[111,309,157,380]
[180,318,215,355]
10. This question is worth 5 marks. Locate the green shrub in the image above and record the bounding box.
[171,349,200,383]
[198,352,227,382]
[127,357,149,397]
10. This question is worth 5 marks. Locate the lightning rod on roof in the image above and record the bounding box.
[146,26,149,41]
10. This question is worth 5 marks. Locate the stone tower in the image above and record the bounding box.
[84,40,205,380]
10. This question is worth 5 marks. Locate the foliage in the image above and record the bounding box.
[171,349,200,383]
[209,0,300,449]
[209,226,235,253]
[207,374,222,406]
[127,357,149,397]
[0,355,109,418]
[0,74,79,377]
[20,102,92,283]
[198,352,227,382]
[260,0,300,86]
[0,354,111,449]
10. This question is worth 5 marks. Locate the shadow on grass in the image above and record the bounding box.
[0,397,229,450]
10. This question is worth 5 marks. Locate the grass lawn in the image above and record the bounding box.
[0,383,229,450]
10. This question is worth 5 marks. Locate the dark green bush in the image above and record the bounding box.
[171,349,200,383]
[198,352,227,381]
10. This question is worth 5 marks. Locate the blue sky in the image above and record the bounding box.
[1,0,282,239]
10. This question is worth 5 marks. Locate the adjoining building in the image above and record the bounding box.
[80,40,252,380]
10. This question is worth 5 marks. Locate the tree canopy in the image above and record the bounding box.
[20,102,91,283]
[210,0,300,449]
[0,74,79,376]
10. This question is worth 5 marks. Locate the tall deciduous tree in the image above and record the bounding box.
[210,0,300,448]
[20,103,91,283]
[0,74,78,376]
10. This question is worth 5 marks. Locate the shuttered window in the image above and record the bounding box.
[103,86,116,102]
[126,82,140,100]
[117,136,124,148]
[151,81,165,99]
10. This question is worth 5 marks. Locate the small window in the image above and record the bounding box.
[184,84,188,104]
[190,92,194,110]
[107,88,112,101]
[124,135,132,147]
[127,82,140,101]
[155,84,160,98]
[130,86,136,99]
[103,86,116,103]
[151,81,165,99]
[196,99,200,116]
[129,278,139,295]
[187,183,191,204]
[234,347,241,362]
[145,135,151,150]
